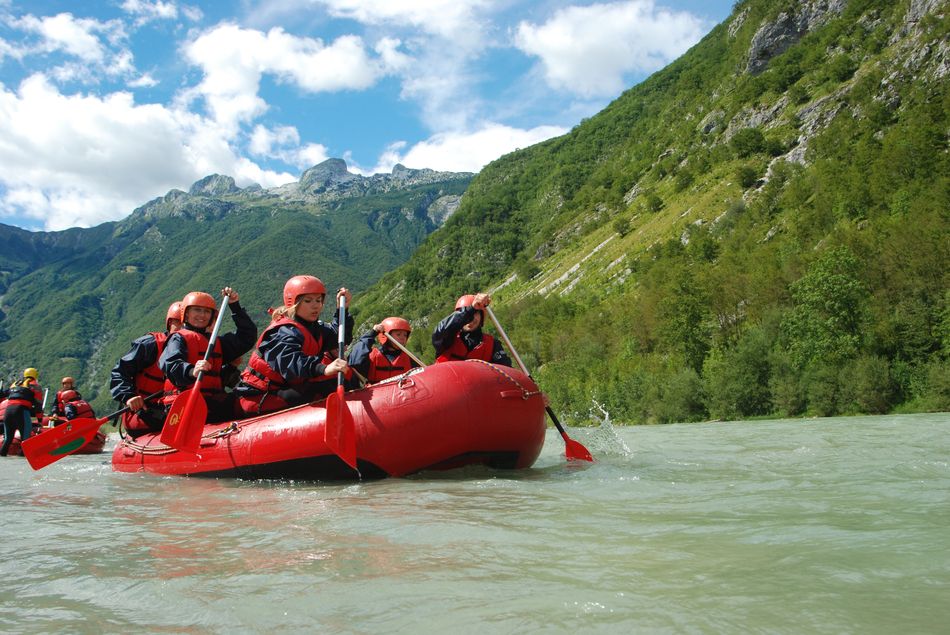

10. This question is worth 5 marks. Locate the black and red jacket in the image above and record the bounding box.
[431,306,511,366]
[235,312,352,397]
[347,330,418,382]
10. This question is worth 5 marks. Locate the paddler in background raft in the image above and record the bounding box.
[1,367,44,456]
[51,376,80,418]
[160,288,257,424]
[110,301,183,438]
[432,293,512,366]
[234,275,353,417]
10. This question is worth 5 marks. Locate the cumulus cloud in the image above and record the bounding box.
[514,0,706,97]
[369,122,568,174]
[183,24,402,132]
[0,74,294,230]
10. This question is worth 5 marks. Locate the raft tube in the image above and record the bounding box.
[112,360,547,479]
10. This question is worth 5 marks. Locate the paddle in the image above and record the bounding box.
[160,293,230,453]
[484,306,594,462]
[22,390,164,470]
[385,335,427,369]
[324,295,357,470]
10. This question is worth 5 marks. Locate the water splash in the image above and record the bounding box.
[585,401,634,457]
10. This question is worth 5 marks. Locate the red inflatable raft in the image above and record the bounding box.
[112,360,547,479]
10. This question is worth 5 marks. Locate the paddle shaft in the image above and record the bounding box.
[194,294,232,385]
[386,335,427,368]
[485,306,591,454]
[337,296,347,387]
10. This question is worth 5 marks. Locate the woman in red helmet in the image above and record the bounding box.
[347,316,420,383]
[234,275,353,416]
[160,287,258,423]
[432,292,512,366]
[109,301,183,437]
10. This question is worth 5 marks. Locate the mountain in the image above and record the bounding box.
[354,0,949,422]
[0,160,472,410]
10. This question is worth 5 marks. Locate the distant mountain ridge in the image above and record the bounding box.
[0,159,472,409]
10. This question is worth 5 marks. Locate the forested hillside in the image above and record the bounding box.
[354,0,949,422]
[0,162,471,410]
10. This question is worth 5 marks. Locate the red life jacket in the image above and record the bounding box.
[436,333,496,363]
[163,328,224,399]
[368,347,413,382]
[135,332,169,396]
[65,399,95,420]
[240,317,336,392]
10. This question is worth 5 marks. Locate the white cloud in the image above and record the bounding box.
[515,0,706,97]
[183,24,400,132]
[0,74,294,230]
[121,0,179,22]
[11,13,121,63]
[248,123,330,169]
[316,0,491,41]
[370,122,568,174]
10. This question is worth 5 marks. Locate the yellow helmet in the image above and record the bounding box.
[24,367,39,380]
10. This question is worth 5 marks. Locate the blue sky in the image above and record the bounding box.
[0,0,734,231]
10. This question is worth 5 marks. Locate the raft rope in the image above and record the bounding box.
[465,359,543,400]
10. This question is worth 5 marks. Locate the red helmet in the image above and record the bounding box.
[166,301,182,329]
[60,389,79,402]
[377,316,412,344]
[455,294,476,310]
[61,376,74,386]
[180,292,217,323]
[283,275,326,307]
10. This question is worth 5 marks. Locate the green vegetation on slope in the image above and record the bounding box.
[354,0,949,422]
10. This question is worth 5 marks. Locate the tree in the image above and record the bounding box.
[782,247,869,368]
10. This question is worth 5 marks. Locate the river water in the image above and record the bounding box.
[0,412,947,634]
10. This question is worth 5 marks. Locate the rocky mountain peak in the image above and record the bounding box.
[299,158,357,192]
[189,174,241,197]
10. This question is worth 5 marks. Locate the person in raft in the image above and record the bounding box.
[59,390,95,423]
[160,288,258,424]
[109,301,183,438]
[51,376,81,418]
[347,317,419,383]
[0,367,44,456]
[431,293,512,366]
[234,275,353,416]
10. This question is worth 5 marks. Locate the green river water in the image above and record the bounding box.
[0,412,947,634]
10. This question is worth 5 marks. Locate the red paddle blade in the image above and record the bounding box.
[325,386,357,470]
[160,388,208,453]
[21,418,106,470]
[561,432,594,462]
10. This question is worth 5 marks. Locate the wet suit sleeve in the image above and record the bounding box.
[258,325,328,381]
[491,338,513,367]
[217,301,259,363]
[159,332,194,389]
[431,307,476,356]
[109,334,159,404]
[346,330,377,379]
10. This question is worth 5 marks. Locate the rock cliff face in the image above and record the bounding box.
[746,0,848,74]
